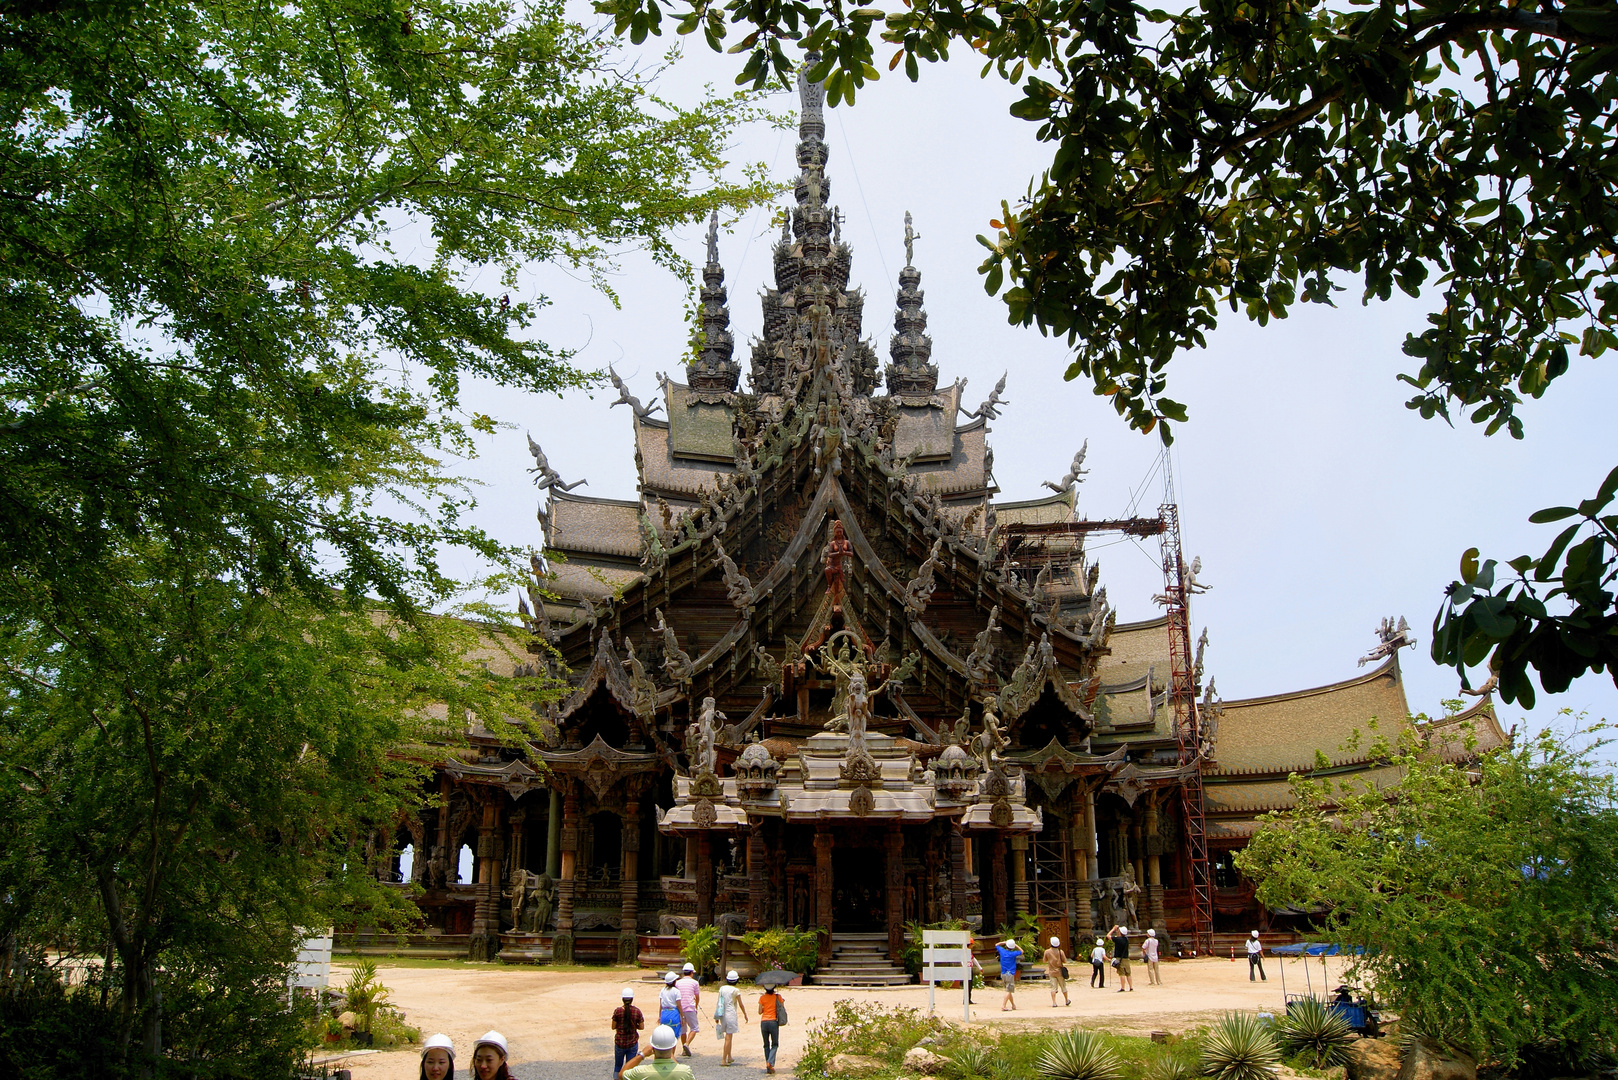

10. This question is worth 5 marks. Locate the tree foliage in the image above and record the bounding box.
[594,0,1618,700]
[1238,720,1618,1067]
[0,0,775,1069]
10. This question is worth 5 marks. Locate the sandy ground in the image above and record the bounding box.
[328,955,1350,1080]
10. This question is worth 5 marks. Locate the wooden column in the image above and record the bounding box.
[619,801,641,964]
[747,818,768,931]
[1010,834,1030,918]
[814,827,834,965]
[695,833,715,927]
[554,788,579,963]
[1071,807,1092,935]
[885,826,905,960]
[1130,817,1145,894]
[949,821,967,921]
[1144,798,1167,935]
[545,788,562,879]
[990,833,1009,932]
[470,796,503,961]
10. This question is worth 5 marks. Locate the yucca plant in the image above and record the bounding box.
[1038,1030,1125,1080]
[1200,1013,1282,1080]
[1276,998,1356,1069]
[950,1044,1001,1079]
[1147,1053,1200,1080]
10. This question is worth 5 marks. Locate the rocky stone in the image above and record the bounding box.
[1398,1038,1477,1080]
[1346,1036,1402,1080]
[336,1010,359,1030]
[827,1054,887,1077]
[904,1047,951,1073]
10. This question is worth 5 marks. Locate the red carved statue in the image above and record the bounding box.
[823,519,852,603]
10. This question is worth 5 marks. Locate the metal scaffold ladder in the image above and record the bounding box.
[1158,498,1213,955]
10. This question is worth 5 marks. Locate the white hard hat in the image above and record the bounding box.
[727,970,739,982]
[1148,929,1156,937]
[1096,938,1105,946]
[1252,930,1261,938]
[422,1033,455,1059]
[651,1024,679,1051]
[682,962,695,973]
[1050,937,1060,947]
[474,1030,508,1058]
[664,971,677,984]
[622,986,636,999]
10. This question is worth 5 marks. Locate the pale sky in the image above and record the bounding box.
[441,28,1618,753]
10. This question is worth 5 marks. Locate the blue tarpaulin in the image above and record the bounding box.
[1271,943,1363,956]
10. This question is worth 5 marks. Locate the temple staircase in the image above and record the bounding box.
[813,933,913,987]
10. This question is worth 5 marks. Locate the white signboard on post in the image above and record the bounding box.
[288,927,334,997]
[921,929,973,1021]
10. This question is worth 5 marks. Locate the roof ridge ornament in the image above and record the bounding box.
[886,210,937,396]
[688,211,740,393]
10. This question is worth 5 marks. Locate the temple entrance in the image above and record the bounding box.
[831,849,885,931]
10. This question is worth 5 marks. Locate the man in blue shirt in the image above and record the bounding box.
[995,936,1024,1011]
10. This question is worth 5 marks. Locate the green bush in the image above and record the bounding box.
[1275,999,1355,1070]
[369,1005,421,1049]
[1038,1030,1124,1080]
[997,910,1042,956]
[341,958,392,1034]
[1200,1014,1281,1080]
[679,924,722,978]
[796,1001,946,1075]
[1146,1051,1200,1080]
[949,1044,1002,1080]
[740,926,822,974]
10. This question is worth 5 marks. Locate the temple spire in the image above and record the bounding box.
[688,209,739,393]
[887,210,937,396]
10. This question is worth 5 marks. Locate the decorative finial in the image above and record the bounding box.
[798,51,825,135]
[833,206,844,243]
[705,208,720,267]
[903,211,918,267]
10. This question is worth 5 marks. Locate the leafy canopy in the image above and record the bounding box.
[1238,719,1618,1067]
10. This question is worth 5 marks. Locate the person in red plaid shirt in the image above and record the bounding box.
[612,986,645,1078]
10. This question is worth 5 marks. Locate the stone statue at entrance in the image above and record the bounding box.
[1121,866,1142,928]
[528,873,556,933]
[974,695,1008,772]
[843,670,872,756]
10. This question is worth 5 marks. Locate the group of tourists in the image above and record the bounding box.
[988,924,1168,1011]
[417,1030,514,1080]
[615,968,789,1077]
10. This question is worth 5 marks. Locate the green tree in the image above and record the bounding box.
[0,0,775,1070]
[594,0,1618,703]
[1237,720,1618,1068]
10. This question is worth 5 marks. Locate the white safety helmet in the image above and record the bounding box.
[664,971,678,984]
[1050,937,1060,947]
[682,962,696,974]
[1147,929,1156,937]
[422,1033,455,1060]
[622,986,636,1000]
[651,1024,679,1051]
[474,1030,509,1058]
[1096,937,1105,946]
[1251,930,1261,938]
[727,970,739,982]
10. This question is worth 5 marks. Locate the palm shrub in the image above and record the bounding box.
[341,959,391,1036]
[1038,1030,1124,1080]
[1276,999,1356,1069]
[950,1044,1002,1079]
[678,925,722,978]
[1147,1052,1200,1080]
[1200,1013,1281,1080]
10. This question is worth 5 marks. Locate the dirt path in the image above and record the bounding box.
[331,955,1338,1079]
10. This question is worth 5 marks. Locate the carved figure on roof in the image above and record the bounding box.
[752,643,782,685]
[844,670,872,757]
[526,434,587,493]
[712,538,753,609]
[903,538,942,615]
[961,371,1008,421]
[690,696,724,775]
[965,605,1000,688]
[638,513,667,572]
[903,210,919,266]
[608,366,663,421]
[1030,563,1052,607]
[823,519,852,603]
[1043,440,1089,493]
[624,639,657,722]
[1359,615,1414,667]
[1194,627,1209,681]
[655,608,693,684]
[975,695,1008,772]
[1185,555,1209,594]
[1037,630,1056,670]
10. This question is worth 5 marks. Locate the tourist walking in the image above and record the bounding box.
[995,935,1023,1010]
[676,963,702,1056]
[758,984,785,1074]
[967,941,982,1003]
[420,1033,456,1080]
[472,1031,512,1080]
[658,972,683,1040]
[1042,937,1071,1007]
[1109,924,1134,992]
[613,986,646,1078]
[1246,930,1267,981]
[715,969,749,1065]
[1143,929,1162,985]
[1089,937,1107,988]
[619,1024,696,1080]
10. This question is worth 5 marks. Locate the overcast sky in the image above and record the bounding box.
[441,27,1618,752]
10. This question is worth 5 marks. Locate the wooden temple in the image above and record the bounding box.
[366,68,1509,969]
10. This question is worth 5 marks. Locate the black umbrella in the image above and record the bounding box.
[754,969,798,988]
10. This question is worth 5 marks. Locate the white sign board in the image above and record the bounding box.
[288,928,334,996]
[921,929,973,1021]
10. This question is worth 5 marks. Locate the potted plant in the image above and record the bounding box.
[341,958,391,1048]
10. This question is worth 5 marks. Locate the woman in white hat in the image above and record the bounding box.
[420,1033,456,1080]
[613,985,646,1078]
[658,971,683,1041]
[714,969,749,1066]
[472,1030,512,1080]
